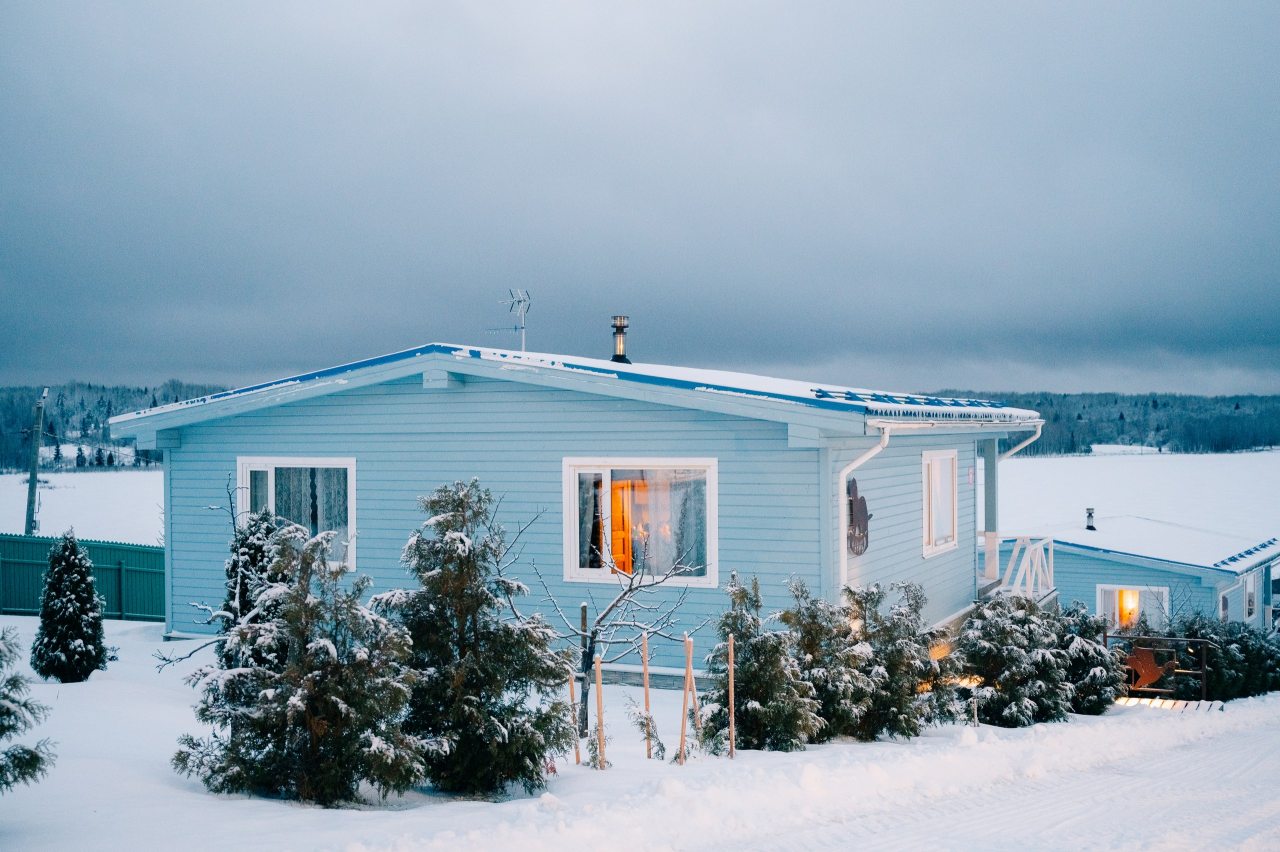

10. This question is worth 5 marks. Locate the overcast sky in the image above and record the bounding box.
[2,2,1277,394]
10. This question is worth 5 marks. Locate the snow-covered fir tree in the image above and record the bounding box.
[380,480,574,796]
[30,531,111,683]
[958,594,1072,727]
[700,573,821,753]
[779,577,876,742]
[216,508,284,670]
[173,525,431,806]
[844,582,958,741]
[1056,602,1126,714]
[0,627,55,793]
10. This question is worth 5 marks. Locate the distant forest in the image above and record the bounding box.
[0,381,224,472]
[936,391,1280,456]
[2,384,1277,471]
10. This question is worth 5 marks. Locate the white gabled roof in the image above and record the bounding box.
[1042,515,1278,575]
[111,342,1041,432]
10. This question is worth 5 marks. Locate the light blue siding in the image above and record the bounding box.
[1049,548,1219,624]
[829,438,980,627]
[166,374,824,670]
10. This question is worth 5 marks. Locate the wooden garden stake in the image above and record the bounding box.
[687,635,701,736]
[642,631,652,759]
[568,671,581,765]
[728,633,736,759]
[594,654,606,769]
[678,632,691,765]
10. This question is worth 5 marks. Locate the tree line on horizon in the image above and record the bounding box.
[936,390,1280,455]
[1,383,1277,471]
[0,381,224,472]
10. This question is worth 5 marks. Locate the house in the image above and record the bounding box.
[998,514,1277,633]
[109,334,1044,670]
[992,452,1279,634]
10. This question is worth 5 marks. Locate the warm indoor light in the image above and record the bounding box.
[1118,588,1140,628]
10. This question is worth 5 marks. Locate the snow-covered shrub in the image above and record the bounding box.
[0,628,55,793]
[625,698,666,760]
[779,577,875,742]
[844,582,958,740]
[173,525,430,806]
[700,573,821,753]
[958,595,1072,727]
[380,480,574,796]
[1056,602,1126,714]
[30,531,111,683]
[1170,614,1280,701]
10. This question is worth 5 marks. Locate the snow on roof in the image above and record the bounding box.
[994,450,1280,574]
[112,342,1041,426]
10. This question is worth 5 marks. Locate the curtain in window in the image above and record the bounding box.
[931,459,955,545]
[577,472,603,569]
[274,467,313,531]
[274,466,348,562]
[610,468,706,578]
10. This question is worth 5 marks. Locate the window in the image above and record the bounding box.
[1220,592,1230,622]
[921,450,958,557]
[237,457,356,564]
[1097,585,1168,630]
[563,458,717,586]
[1245,572,1257,619]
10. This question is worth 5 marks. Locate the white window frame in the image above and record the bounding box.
[562,457,718,588]
[1096,584,1170,630]
[236,456,357,566]
[921,450,958,558]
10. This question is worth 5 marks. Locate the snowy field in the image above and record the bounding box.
[0,471,163,545]
[2,614,1278,851]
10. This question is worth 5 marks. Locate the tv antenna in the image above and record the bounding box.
[491,289,531,351]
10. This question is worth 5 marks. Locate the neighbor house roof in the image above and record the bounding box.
[1032,515,1279,576]
[110,342,1041,439]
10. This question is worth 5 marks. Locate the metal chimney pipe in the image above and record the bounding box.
[611,315,631,364]
[1086,507,1096,531]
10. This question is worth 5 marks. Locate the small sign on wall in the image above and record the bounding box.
[967,466,975,486]
[847,476,872,556]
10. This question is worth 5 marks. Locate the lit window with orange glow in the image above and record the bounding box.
[1098,585,1169,630]
[565,459,717,586]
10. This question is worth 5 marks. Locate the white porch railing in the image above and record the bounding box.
[978,533,1056,602]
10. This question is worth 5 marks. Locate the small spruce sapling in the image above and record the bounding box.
[173,525,431,806]
[625,698,666,760]
[381,480,575,796]
[217,509,285,670]
[844,582,958,741]
[700,573,821,753]
[30,531,112,683]
[1057,602,1126,714]
[0,627,55,793]
[780,577,876,742]
[958,595,1072,727]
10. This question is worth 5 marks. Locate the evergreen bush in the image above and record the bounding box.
[958,595,1072,727]
[381,480,574,796]
[1056,602,1126,715]
[779,577,875,742]
[30,531,111,683]
[700,573,821,753]
[1170,614,1280,701]
[217,509,285,670]
[173,525,430,806]
[0,628,55,793]
[844,582,958,740]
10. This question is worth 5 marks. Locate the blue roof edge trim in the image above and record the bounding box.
[112,342,1040,426]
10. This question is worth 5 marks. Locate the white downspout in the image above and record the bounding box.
[999,421,1043,461]
[837,424,893,592]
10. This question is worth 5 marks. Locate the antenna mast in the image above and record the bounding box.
[499,289,531,352]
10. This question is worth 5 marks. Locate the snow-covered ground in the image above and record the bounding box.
[2,614,1278,851]
[0,471,163,544]
[993,448,1280,542]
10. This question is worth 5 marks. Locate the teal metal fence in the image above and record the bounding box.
[0,533,164,621]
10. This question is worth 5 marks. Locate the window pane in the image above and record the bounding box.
[315,467,349,561]
[609,468,707,578]
[248,469,268,514]
[577,472,604,570]
[274,467,314,531]
[1138,589,1166,628]
[931,459,955,545]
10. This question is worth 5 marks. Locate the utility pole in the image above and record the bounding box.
[24,387,49,535]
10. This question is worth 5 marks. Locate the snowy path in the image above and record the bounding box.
[749,717,1280,851]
